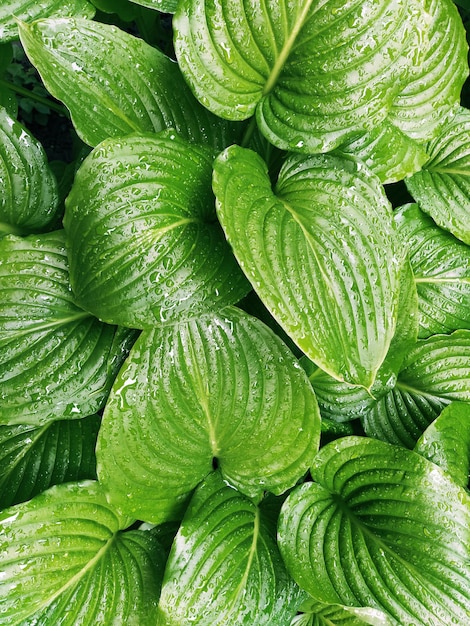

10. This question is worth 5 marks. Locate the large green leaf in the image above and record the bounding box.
[278,436,470,625]
[156,471,301,625]
[214,146,403,390]
[0,105,59,235]
[389,0,468,142]
[0,0,94,43]
[97,306,320,523]
[18,17,243,148]
[0,413,100,509]
[0,231,136,425]
[173,0,425,153]
[0,481,166,624]
[405,107,470,244]
[394,203,470,337]
[64,132,250,328]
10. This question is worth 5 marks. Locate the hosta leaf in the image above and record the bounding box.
[294,599,395,626]
[0,481,166,625]
[405,107,470,244]
[18,17,243,149]
[157,471,300,625]
[389,0,468,142]
[174,0,425,153]
[363,330,470,447]
[0,0,95,43]
[129,0,178,12]
[415,402,470,489]
[97,306,320,523]
[214,146,403,390]
[0,105,59,234]
[394,203,470,337]
[278,437,470,626]
[0,413,100,509]
[0,231,136,425]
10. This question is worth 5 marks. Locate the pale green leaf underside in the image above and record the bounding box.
[0,231,132,426]
[64,133,249,328]
[157,471,300,626]
[18,17,242,149]
[0,0,94,42]
[415,402,470,488]
[0,413,100,509]
[394,203,470,338]
[278,437,470,626]
[214,146,402,389]
[406,107,470,244]
[0,106,59,233]
[0,481,166,625]
[174,0,423,153]
[97,306,320,523]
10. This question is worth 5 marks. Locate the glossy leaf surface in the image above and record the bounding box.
[97,306,320,522]
[214,146,403,390]
[130,0,178,12]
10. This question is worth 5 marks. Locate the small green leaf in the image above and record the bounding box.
[97,306,320,523]
[278,437,470,626]
[415,402,470,488]
[18,17,243,148]
[214,146,403,390]
[156,471,301,625]
[295,599,396,626]
[0,105,59,234]
[0,413,100,509]
[129,0,178,13]
[406,107,470,244]
[0,481,166,625]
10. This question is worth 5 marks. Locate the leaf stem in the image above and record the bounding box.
[240,117,257,149]
[0,78,69,117]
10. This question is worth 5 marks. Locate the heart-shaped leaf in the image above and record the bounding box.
[0,231,136,425]
[394,203,470,338]
[214,146,403,390]
[0,106,59,234]
[278,436,470,626]
[97,306,320,523]
[405,107,470,244]
[156,471,301,625]
[18,17,243,148]
[0,413,100,509]
[64,132,250,328]
[0,481,166,624]
[174,0,425,153]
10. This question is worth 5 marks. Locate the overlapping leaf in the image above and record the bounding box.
[406,107,470,244]
[64,132,250,328]
[97,306,320,523]
[293,599,395,626]
[18,17,243,148]
[278,437,470,626]
[214,146,403,390]
[157,471,301,625]
[394,203,470,337]
[0,481,166,625]
[129,0,178,12]
[174,0,425,153]
[0,231,136,425]
[0,106,59,234]
[0,413,100,509]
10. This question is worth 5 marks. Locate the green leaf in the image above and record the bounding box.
[214,146,403,390]
[278,436,470,626]
[156,471,301,625]
[0,480,166,624]
[415,402,470,489]
[0,413,100,509]
[18,17,243,148]
[129,0,178,13]
[295,599,396,626]
[394,203,470,338]
[0,105,59,234]
[64,132,250,328]
[405,107,470,244]
[0,0,95,43]
[0,231,136,425]
[97,306,320,523]
[174,0,426,153]
[389,0,469,142]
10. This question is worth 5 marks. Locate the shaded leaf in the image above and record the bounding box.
[294,598,396,626]
[130,0,178,13]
